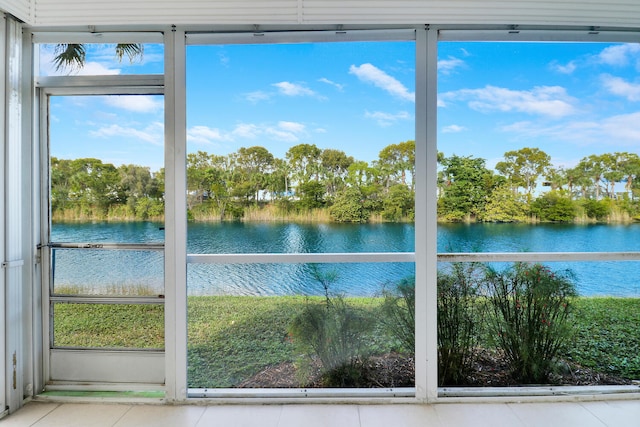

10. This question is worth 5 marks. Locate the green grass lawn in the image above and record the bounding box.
[53,296,640,387]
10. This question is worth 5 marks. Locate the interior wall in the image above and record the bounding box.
[21,0,640,29]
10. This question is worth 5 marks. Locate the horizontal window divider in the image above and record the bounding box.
[438,252,640,263]
[48,242,164,251]
[187,252,415,264]
[186,28,416,45]
[51,347,164,354]
[36,75,164,90]
[188,387,415,399]
[438,29,640,43]
[51,296,164,304]
[32,31,165,44]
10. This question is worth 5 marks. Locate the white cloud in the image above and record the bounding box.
[442,125,467,133]
[103,95,163,113]
[499,112,640,147]
[244,91,271,103]
[597,44,640,67]
[550,60,577,74]
[349,63,415,102]
[187,121,307,144]
[438,56,465,75]
[440,85,577,118]
[364,110,411,127]
[278,121,306,133]
[187,126,230,144]
[272,81,317,97]
[601,74,640,101]
[231,123,260,139]
[265,121,307,142]
[90,122,163,145]
[318,77,345,91]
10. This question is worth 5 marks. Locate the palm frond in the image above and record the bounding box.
[115,43,144,63]
[53,44,86,72]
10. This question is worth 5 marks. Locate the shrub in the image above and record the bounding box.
[582,198,609,220]
[531,191,576,222]
[288,266,374,387]
[437,263,485,385]
[329,186,371,223]
[484,263,577,384]
[381,184,414,222]
[380,277,415,354]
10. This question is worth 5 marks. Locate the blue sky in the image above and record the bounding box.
[43,39,640,173]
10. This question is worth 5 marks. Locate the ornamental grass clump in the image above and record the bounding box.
[380,276,415,354]
[289,266,374,387]
[437,263,485,386]
[484,263,577,384]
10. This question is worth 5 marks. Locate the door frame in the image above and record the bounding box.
[37,77,166,390]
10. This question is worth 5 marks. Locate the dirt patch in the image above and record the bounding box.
[237,350,631,388]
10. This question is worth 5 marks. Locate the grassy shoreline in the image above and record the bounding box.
[54,295,640,387]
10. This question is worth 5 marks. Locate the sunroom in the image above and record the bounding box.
[0,0,639,422]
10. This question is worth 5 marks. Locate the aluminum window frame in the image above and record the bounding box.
[26,25,640,404]
[434,29,640,399]
[36,69,167,390]
[183,28,425,400]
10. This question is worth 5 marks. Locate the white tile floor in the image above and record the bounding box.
[1,399,639,427]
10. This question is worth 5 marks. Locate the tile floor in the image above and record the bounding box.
[0,400,640,427]
[1,399,639,427]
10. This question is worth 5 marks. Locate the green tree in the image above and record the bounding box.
[68,158,120,214]
[187,151,218,208]
[495,147,551,196]
[297,181,326,209]
[618,152,640,200]
[438,155,501,221]
[543,166,568,192]
[531,191,576,222]
[377,140,415,191]
[286,143,322,183]
[235,146,274,203]
[480,184,529,222]
[329,186,370,222]
[381,184,414,221]
[320,148,353,197]
[50,157,73,212]
[600,153,626,199]
[575,155,605,200]
[53,43,143,72]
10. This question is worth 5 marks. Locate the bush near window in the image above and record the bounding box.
[484,263,577,384]
[437,263,486,385]
[288,266,374,387]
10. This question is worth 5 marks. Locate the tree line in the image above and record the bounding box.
[50,144,640,223]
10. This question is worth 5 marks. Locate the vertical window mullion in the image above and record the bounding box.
[164,27,188,402]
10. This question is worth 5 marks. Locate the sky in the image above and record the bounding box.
[43,39,640,174]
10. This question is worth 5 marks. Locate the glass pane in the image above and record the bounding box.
[53,303,164,349]
[436,261,639,387]
[52,248,164,296]
[186,39,416,390]
[437,42,640,234]
[48,92,165,355]
[436,40,640,390]
[187,263,415,388]
[38,43,164,76]
[186,41,416,254]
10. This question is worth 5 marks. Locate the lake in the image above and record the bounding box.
[51,222,640,297]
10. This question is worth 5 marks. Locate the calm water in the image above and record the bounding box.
[51,222,640,297]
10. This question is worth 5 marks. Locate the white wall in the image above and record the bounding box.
[22,0,640,28]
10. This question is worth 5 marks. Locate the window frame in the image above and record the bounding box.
[28,25,640,404]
